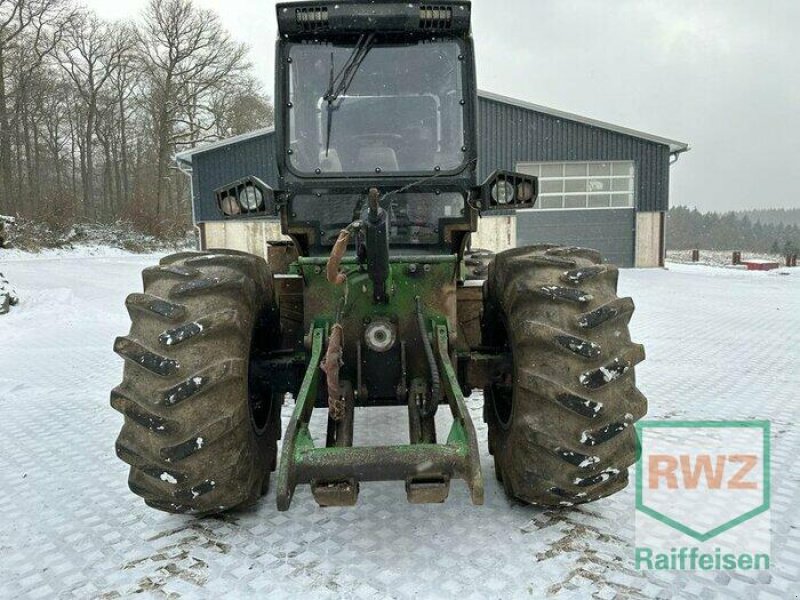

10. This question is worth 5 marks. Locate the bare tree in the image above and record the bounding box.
[56,11,131,218]
[210,75,274,138]
[109,25,140,210]
[39,74,71,192]
[138,0,248,217]
[0,0,72,212]
[0,0,273,231]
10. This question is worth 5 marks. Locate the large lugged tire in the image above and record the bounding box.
[484,245,647,506]
[111,249,281,515]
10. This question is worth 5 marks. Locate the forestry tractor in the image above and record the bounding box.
[112,0,647,514]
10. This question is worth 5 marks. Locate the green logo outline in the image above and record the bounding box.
[635,420,770,542]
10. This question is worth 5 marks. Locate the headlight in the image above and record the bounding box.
[215,177,274,217]
[240,185,264,211]
[517,181,535,203]
[220,196,241,216]
[491,180,515,204]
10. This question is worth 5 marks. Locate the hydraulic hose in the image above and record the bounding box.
[415,297,440,418]
[326,221,360,285]
[320,323,345,421]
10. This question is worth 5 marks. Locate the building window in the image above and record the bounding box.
[516,161,635,210]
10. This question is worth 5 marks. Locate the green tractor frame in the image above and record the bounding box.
[112,0,647,514]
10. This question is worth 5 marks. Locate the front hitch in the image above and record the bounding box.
[275,320,484,510]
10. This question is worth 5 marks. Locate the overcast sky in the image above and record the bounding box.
[86,0,800,212]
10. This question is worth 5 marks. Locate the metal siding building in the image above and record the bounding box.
[177,91,688,267]
[190,132,280,223]
[475,92,686,267]
[476,92,675,212]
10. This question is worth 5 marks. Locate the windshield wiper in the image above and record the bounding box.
[324,33,376,104]
[379,157,479,204]
[323,33,376,156]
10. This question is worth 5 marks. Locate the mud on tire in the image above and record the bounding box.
[111,249,281,515]
[484,245,647,506]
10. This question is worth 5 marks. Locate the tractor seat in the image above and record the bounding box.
[356,146,399,172]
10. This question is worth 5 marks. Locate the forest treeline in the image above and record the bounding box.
[667,206,800,255]
[737,208,800,229]
[0,0,273,235]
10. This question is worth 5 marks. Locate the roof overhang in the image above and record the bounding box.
[478,90,690,154]
[174,127,276,168]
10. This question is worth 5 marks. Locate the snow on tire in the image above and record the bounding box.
[483,245,647,506]
[111,249,281,515]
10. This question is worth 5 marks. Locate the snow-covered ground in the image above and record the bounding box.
[0,253,798,598]
[1,244,165,261]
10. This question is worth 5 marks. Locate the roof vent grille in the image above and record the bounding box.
[296,7,329,31]
[419,6,453,30]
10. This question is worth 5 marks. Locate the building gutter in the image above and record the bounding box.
[174,154,200,245]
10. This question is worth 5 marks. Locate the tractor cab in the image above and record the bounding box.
[281,36,470,177]
[274,1,479,256]
[213,2,536,257]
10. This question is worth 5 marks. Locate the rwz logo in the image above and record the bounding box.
[648,453,759,490]
[634,421,771,571]
[636,421,769,541]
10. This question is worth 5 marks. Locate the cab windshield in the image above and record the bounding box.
[287,37,466,176]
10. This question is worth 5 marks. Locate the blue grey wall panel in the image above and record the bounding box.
[475,96,671,213]
[192,134,279,223]
[190,95,671,227]
[515,208,636,267]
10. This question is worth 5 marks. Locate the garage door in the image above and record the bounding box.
[515,161,636,267]
[515,208,635,267]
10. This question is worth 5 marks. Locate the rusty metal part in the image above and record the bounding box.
[267,241,299,274]
[406,475,450,504]
[407,377,423,443]
[315,381,357,506]
[326,228,351,285]
[294,444,466,485]
[320,323,345,420]
[325,381,354,448]
[455,280,483,352]
[311,478,360,507]
[364,317,396,352]
[408,378,436,445]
